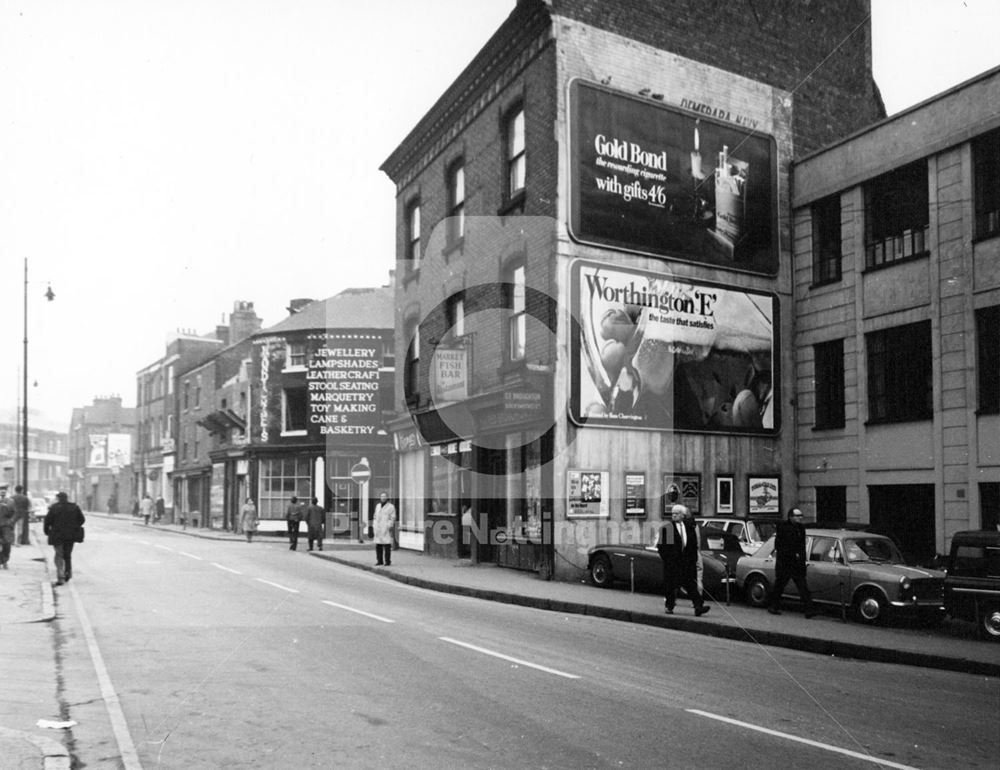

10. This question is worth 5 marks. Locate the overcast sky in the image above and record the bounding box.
[2,0,998,432]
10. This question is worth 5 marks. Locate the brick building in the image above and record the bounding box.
[67,395,136,513]
[381,0,883,576]
[792,67,1000,562]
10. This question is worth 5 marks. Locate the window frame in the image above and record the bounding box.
[403,321,420,402]
[811,194,842,286]
[973,128,1000,241]
[506,263,526,362]
[813,338,845,429]
[281,385,309,434]
[863,160,929,269]
[976,305,1000,415]
[446,159,465,245]
[504,104,526,201]
[405,198,421,266]
[865,320,933,424]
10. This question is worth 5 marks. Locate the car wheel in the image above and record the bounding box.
[745,574,770,608]
[854,589,887,625]
[979,604,1000,641]
[590,554,614,589]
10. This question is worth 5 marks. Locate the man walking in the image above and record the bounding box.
[44,492,85,586]
[657,504,709,616]
[285,496,305,550]
[305,497,325,551]
[12,485,31,545]
[372,492,396,566]
[0,486,16,569]
[139,493,155,525]
[767,506,816,617]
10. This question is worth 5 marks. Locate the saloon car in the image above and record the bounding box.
[943,529,1000,641]
[588,529,744,602]
[735,529,945,624]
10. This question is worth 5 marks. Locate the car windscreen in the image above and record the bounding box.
[844,537,905,565]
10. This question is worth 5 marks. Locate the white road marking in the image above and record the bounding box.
[68,582,143,769]
[153,544,174,552]
[254,578,299,593]
[179,552,203,561]
[212,563,242,575]
[321,600,395,623]
[438,637,581,680]
[687,709,922,770]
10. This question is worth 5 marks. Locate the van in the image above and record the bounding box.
[943,529,1000,641]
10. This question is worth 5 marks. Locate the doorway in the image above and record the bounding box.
[868,484,936,565]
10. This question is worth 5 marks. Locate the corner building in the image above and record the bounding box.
[381,0,883,577]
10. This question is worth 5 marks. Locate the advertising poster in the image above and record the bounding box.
[748,475,781,515]
[307,336,382,437]
[663,474,702,515]
[571,260,778,434]
[88,434,107,467]
[107,433,132,468]
[569,80,778,274]
[567,469,610,518]
[623,472,647,518]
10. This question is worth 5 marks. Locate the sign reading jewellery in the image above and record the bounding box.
[568,79,778,274]
[306,335,382,436]
[571,260,779,434]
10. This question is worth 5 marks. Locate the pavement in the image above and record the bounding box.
[2,514,998,768]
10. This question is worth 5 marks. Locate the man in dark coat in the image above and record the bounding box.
[285,496,305,551]
[657,504,709,616]
[0,486,16,569]
[43,491,86,586]
[767,507,816,617]
[305,497,325,551]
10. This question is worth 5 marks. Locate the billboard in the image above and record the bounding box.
[107,433,132,468]
[570,260,778,434]
[307,336,383,437]
[568,80,778,274]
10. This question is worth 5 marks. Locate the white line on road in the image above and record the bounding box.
[68,582,143,769]
[153,544,174,552]
[321,600,395,623]
[179,551,203,560]
[687,709,922,770]
[254,578,299,593]
[439,637,581,680]
[211,563,242,575]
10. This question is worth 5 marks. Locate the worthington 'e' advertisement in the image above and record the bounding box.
[568,79,778,274]
[570,261,778,434]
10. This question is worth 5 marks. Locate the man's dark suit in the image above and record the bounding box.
[767,518,815,614]
[657,518,705,612]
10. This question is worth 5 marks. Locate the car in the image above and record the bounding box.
[28,496,50,523]
[697,517,779,555]
[588,529,744,602]
[735,528,945,625]
[943,529,1000,641]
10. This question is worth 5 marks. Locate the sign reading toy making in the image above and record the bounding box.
[307,337,382,436]
[568,80,778,274]
[570,260,779,435]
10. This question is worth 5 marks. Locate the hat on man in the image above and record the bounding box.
[56,491,68,500]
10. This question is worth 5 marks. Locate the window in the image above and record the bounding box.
[282,386,308,432]
[447,160,465,244]
[866,321,932,423]
[976,306,1000,414]
[974,129,1000,240]
[864,160,928,268]
[405,199,421,264]
[505,105,525,199]
[815,486,847,526]
[183,381,190,410]
[811,195,842,285]
[287,342,306,369]
[814,339,845,429]
[981,482,1000,531]
[447,295,465,339]
[194,377,201,409]
[167,365,174,394]
[507,264,526,361]
[257,457,312,519]
[404,321,420,401]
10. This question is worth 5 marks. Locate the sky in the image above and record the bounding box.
[2,0,999,433]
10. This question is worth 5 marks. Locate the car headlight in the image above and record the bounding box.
[899,577,911,597]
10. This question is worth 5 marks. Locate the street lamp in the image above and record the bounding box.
[20,257,55,544]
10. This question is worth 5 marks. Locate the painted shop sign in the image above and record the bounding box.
[307,337,382,436]
[568,79,778,275]
[570,260,779,434]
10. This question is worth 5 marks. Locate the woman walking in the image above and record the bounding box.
[240,497,259,543]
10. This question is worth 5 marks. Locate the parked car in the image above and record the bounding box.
[28,496,50,522]
[943,529,1000,641]
[697,517,779,555]
[588,529,744,602]
[735,529,945,625]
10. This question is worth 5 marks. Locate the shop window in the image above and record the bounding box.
[814,339,845,429]
[973,128,1000,240]
[811,194,842,285]
[504,104,526,200]
[258,457,312,519]
[447,160,465,245]
[864,160,928,268]
[405,199,421,265]
[282,386,308,432]
[866,321,932,424]
[976,305,1000,414]
[506,263,526,362]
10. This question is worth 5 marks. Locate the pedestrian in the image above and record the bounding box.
[285,496,304,550]
[12,485,31,544]
[0,486,16,569]
[372,492,396,566]
[43,491,85,586]
[155,495,165,523]
[139,493,155,525]
[240,497,258,543]
[656,503,709,616]
[305,497,325,551]
[767,506,816,618]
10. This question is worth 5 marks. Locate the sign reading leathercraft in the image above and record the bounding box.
[569,79,778,274]
[307,338,381,435]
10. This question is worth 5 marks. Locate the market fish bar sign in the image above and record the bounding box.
[568,80,778,275]
[308,340,382,436]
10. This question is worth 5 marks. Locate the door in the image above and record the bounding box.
[328,478,358,538]
[806,536,850,606]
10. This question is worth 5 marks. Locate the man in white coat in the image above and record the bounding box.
[372,492,396,566]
